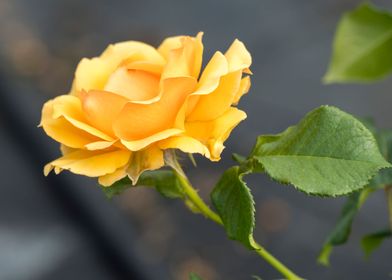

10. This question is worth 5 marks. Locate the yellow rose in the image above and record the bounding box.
[40,32,252,186]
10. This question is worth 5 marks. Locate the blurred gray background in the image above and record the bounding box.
[0,0,391,279]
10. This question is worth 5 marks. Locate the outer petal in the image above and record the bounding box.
[185,107,247,161]
[191,51,228,96]
[80,90,128,137]
[44,149,131,177]
[41,98,99,148]
[70,57,111,95]
[85,140,118,150]
[224,39,252,73]
[99,165,128,187]
[120,128,183,151]
[113,77,196,141]
[159,32,203,79]
[70,41,165,94]
[126,145,164,185]
[185,51,228,116]
[40,95,114,148]
[187,71,242,121]
[51,95,114,141]
[186,39,252,121]
[158,135,210,157]
[232,76,251,105]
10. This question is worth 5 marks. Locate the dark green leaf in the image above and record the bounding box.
[101,170,184,199]
[250,106,390,196]
[138,170,185,199]
[361,229,392,258]
[101,177,133,199]
[324,3,392,83]
[189,272,203,280]
[369,130,392,188]
[211,166,256,249]
[318,188,372,265]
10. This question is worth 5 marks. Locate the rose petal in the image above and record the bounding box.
[187,71,242,121]
[232,76,251,105]
[80,90,128,136]
[158,135,210,157]
[120,128,183,151]
[159,32,203,79]
[113,77,196,141]
[185,107,247,161]
[85,140,118,151]
[40,95,114,148]
[192,51,228,96]
[50,95,114,141]
[104,68,160,102]
[99,165,128,187]
[40,98,99,148]
[44,149,131,177]
[186,39,252,122]
[224,39,252,73]
[70,41,165,94]
[126,145,164,185]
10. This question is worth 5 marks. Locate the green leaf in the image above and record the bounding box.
[189,272,203,280]
[101,170,184,199]
[101,177,133,199]
[369,130,392,188]
[211,166,256,249]
[361,229,392,258]
[324,3,392,83]
[318,188,372,265]
[250,106,390,196]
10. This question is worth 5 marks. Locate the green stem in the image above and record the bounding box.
[253,242,303,280]
[173,167,304,280]
[175,173,223,225]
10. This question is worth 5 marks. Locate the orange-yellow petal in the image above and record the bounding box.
[50,95,114,141]
[126,145,164,184]
[85,140,118,151]
[44,149,131,177]
[185,107,247,161]
[71,57,111,94]
[113,77,196,141]
[122,59,164,75]
[186,39,251,122]
[102,41,165,67]
[158,135,210,157]
[232,76,251,105]
[99,165,128,187]
[40,98,100,148]
[80,90,128,136]
[71,41,165,94]
[185,52,228,116]
[187,71,242,121]
[104,68,160,102]
[120,128,183,151]
[192,51,228,96]
[224,39,252,73]
[159,32,203,79]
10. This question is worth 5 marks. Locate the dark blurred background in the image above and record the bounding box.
[1,0,392,279]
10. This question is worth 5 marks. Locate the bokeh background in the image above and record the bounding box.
[1,0,392,279]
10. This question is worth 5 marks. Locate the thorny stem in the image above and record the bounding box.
[171,158,304,280]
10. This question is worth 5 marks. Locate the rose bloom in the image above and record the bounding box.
[40,32,251,186]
